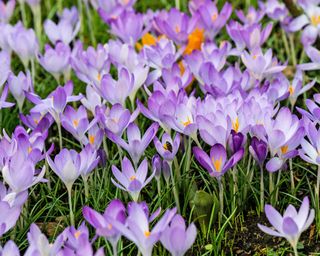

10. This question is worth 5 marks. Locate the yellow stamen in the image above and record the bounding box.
[130,175,136,181]
[73,119,79,128]
[182,117,192,127]
[74,231,81,239]
[211,13,218,22]
[232,117,239,133]
[184,28,204,55]
[253,55,257,60]
[212,157,222,172]
[281,145,288,154]
[144,231,151,237]
[97,73,102,81]
[34,119,39,125]
[311,15,320,26]
[28,146,32,154]
[163,143,168,151]
[89,135,95,145]
[108,224,112,230]
[141,33,157,46]
[175,25,180,33]
[289,85,294,95]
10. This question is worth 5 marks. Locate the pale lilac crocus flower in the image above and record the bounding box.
[154,133,180,161]
[298,45,320,71]
[258,197,314,256]
[107,122,158,166]
[109,202,176,256]
[0,240,20,255]
[0,0,15,23]
[111,157,154,201]
[0,50,10,89]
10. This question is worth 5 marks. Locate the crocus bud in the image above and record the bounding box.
[249,137,268,167]
[152,154,162,180]
[162,160,170,184]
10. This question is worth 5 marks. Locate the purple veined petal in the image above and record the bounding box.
[128,179,142,192]
[106,131,129,151]
[136,158,148,183]
[192,147,214,174]
[149,207,161,222]
[302,209,315,232]
[127,122,141,143]
[52,87,67,113]
[121,157,136,179]
[295,197,310,230]
[282,217,299,236]
[112,165,129,188]
[257,224,283,237]
[170,226,187,253]
[298,62,320,71]
[265,204,283,233]
[266,157,283,172]
[209,144,227,172]
[283,205,298,218]
[111,177,126,191]
[83,206,105,229]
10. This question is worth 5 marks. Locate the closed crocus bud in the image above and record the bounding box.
[0,240,20,255]
[152,154,162,180]
[249,137,268,167]
[229,130,245,154]
[0,0,15,23]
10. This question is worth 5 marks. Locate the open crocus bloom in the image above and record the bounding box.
[193,143,244,178]
[258,197,314,251]
[111,157,155,201]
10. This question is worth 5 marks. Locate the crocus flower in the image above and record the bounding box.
[0,50,10,89]
[154,133,180,161]
[107,122,158,165]
[38,42,71,82]
[0,240,20,255]
[96,67,134,106]
[0,0,15,23]
[7,22,38,68]
[249,137,268,167]
[0,85,15,110]
[259,0,288,23]
[79,144,100,178]
[83,199,126,252]
[7,70,33,111]
[193,144,244,179]
[2,150,46,194]
[24,223,65,256]
[96,103,139,136]
[288,70,315,106]
[109,202,176,256]
[46,148,82,190]
[61,105,89,143]
[195,1,232,38]
[20,112,53,131]
[258,197,315,254]
[0,201,21,237]
[111,157,155,201]
[289,0,320,45]
[236,6,264,25]
[84,124,104,149]
[160,214,197,256]
[71,42,110,86]
[241,48,286,82]
[44,8,80,45]
[109,10,146,45]
[80,84,102,115]
[97,0,136,22]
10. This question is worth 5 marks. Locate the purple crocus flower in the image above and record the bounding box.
[47,148,82,190]
[0,201,21,237]
[236,6,265,25]
[20,112,53,131]
[71,42,109,86]
[109,10,146,45]
[38,42,71,82]
[61,105,89,143]
[108,202,176,256]
[83,199,126,253]
[96,103,139,136]
[160,214,197,256]
[7,70,33,111]
[241,48,286,82]
[0,0,15,23]
[0,240,20,255]
[7,22,38,68]
[79,144,100,178]
[259,0,289,23]
[154,133,180,161]
[96,67,134,106]
[0,85,15,110]
[289,1,320,45]
[107,122,158,165]
[2,150,46,194]
[299,120,320,165]
[193,144,244,179]
[195,1,232,39]
[84,124,104,149]
[111,157,155,201]
[0,50,10,89]
[24,223,65,256]
[44,7,80,45]
[258,197,314,254]
[97,0,136,22]
[249,137,268,167]
[81,85,102,115]
[288,70,315,106]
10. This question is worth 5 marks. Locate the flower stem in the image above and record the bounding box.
[67,185,75,226]
[112,243,117,256]
[84,0,96,46]
[290,158,295,195]
[175,0,180,10]
[269,172,274,204]
[82,176,89,201]
[293,245,299,256]
[57,122,63,150]
[19,1,27,27]
[169,161,180,213]
[281,29,290,62]
[260,165,264,213]
[218,178,224,228]
[289,34,297,66]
